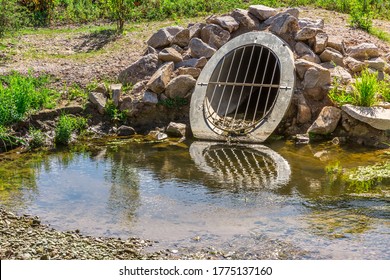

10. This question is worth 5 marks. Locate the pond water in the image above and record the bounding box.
[0,139,389,259]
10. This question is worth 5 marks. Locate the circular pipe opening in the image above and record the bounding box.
[204,45,281,135]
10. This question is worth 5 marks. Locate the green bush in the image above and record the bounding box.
[0,0,29,37]
[328,77,354,106]
[349,0,373,31]
[0,71,58,126]
[55,115,87,145]
[105,100,127,122]
[351,69,379,107]
[28,127,45,148]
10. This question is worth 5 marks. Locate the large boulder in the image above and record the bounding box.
[189,38,216,58]
[230,8,260,30]
[171,28,190,47]
[269,13,299,46]
[302,66,331,101]
[177,67,201,78]
[207,15,239,33]
[307,106,341,135]
[146,62,174,94]
[165,75,197,98]
[342,104,390,130]
[330,66,353,85]
[366,57,386,71]
[248,5,277,21]
[295,58,326,79]
[327,36,344,54]
[298,18,324,29]
[119,54,158,85]
[147,26,184,49]
[347,43,380,60]
[201,24,230,49]
[344,56,366,73]
[117,125,136,136]
[188,23,205,39]
[295,27,319,41]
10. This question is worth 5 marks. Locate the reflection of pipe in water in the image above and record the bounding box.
[190,141,291,190]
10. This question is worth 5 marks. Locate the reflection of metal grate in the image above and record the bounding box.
[203,45,281,135]
[190,142,291,190]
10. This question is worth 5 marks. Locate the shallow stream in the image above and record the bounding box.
[0,139,389,259]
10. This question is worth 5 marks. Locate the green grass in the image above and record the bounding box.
[351,69,379,107]
[55,114,87,145]
[0,71,59,126]
[370,27,390,43]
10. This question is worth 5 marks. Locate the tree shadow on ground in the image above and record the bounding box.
[73,29,118,53]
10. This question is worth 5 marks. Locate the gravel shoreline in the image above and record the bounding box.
[0,208,157,260]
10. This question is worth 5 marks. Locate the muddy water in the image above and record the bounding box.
[0,139,389,259]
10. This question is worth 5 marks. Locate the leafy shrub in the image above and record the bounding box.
[55,115,87,145]
[349,0,373,31]
[0,71,58,126]
[351,69,379,107]
[0,0,29,37]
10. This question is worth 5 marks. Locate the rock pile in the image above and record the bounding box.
[90,4,390,146]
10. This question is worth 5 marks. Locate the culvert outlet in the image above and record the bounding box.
[190,32,295,143]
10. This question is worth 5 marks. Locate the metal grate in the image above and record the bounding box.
[203,45,281,136]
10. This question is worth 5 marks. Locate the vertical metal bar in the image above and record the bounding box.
[230,45,256,130]
[252,49,271,124]
[216,49,237,117]
[208,56,227,112]
[222,47,247,128]
[262,57,279,118]
[243,46,264,123]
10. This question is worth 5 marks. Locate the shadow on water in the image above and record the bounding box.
[0,139,389,259]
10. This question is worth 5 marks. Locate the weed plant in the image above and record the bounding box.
[28,127,45,149]
[105,100,127,122]
[328,77,353,106]
[158,97,188,109]
[379,78,390,102]
[55,114,87,145]
[0,71,58,126]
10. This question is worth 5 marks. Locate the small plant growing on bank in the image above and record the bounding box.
[55,115,87,146]
[351,68,379,107]
[28,127,45,149]
[105,100,127,122]
[158,97,188,109]
[328,77,353,106]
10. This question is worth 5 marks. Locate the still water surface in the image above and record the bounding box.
[0,139,389,259]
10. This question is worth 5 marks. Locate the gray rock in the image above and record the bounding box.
[144,46,158,55]
[298,18,324,29]
[344,56,366,73]
[118,54,158,85]
[319,47,345,66]
[171,28,190,47]
[158,47,183,62]
[165,75,196,98]
[285,8,300,18]
[207,15,239,33]
[327,36,344,54]
[130,80,148,96]
[342,104,390,130]
[166,122,187,137]
[269,13,299,44]
[302,66,331,101]
[295,42,320,63]
[142,91,159,105]
[348,43,380,60]
[189,38,216,58]
[295,27,320,41]
[366,57,386,71]
[307,106,341,134]
[188,23,205,39]
[146,62,174,94]
[230,8,259,30]
[117,125,136,136]
[110,84,122,107]
[88,92,107,114]
[295,58,325,79]
[201,24,230,49]
[147,28,172,49]
[313,32,328,54]
[177,67,201,78]
[297,95,312,124]
[119,96,136,116]
[175,57,208,69]
[248,5,277,21]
